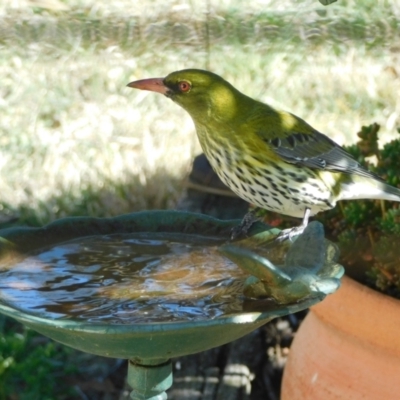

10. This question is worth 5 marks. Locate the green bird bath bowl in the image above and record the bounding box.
[0,211,343,399]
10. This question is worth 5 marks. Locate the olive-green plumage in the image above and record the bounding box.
[128,69,400,223]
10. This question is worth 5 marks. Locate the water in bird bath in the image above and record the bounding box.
[0,232,284,324]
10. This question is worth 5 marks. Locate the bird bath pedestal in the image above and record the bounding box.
[0,211,343,399]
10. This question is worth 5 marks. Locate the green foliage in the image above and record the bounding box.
[355,122,380,159]
[341,200,378,228]
[0,319,77,400]
[376,138,400,187]
[366,235,400,298]
[379,208,400,235]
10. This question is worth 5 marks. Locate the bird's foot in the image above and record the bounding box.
[276,208,311,242]
[275,224,306,242]
[231,211,259,240]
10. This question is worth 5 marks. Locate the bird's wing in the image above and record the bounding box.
[261,127,384,181]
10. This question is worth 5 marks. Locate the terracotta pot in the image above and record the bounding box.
[281,275,400,400]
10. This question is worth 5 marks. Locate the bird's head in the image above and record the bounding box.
[127,69,246,123]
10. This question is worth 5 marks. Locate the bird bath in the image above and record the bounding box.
[0,211,343,399]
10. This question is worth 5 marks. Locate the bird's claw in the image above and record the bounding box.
[231,211,259,240]
[275,225,306,242]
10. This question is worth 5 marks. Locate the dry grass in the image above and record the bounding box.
[0,0,400,225]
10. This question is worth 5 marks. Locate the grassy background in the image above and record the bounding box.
[0,0,400,398]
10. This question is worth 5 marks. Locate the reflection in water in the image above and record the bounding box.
[0,233,249,324]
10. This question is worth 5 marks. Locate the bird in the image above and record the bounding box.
[127,69,400,239]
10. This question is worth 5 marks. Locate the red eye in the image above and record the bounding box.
[178,81,191,92]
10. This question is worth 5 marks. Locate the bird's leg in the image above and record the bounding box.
[275,207,311,242]
[230,209,261,240]
[301,207,311,226]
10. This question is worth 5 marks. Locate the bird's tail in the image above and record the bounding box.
[340,176,400,202]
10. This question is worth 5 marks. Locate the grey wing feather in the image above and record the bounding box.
[266,130,385,181]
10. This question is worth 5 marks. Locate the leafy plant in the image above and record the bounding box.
[0,319,78,400]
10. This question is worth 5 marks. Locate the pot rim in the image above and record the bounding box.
[311,275,400,356]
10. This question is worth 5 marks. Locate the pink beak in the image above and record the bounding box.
[127,77,169,95]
